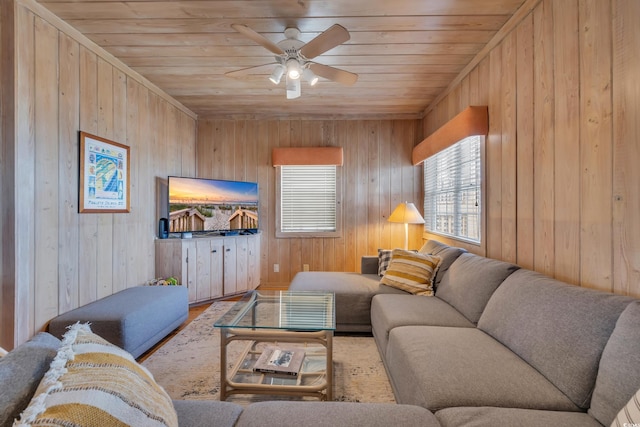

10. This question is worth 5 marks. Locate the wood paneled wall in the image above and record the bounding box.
[1,0,196,349]
[424,0,640,297]
[196,119,423,287]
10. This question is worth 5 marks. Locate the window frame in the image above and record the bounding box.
[423,135,484,246]
[275,165,342,238]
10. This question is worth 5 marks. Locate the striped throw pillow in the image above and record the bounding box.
[380,249,441,296]
[14,323,178,427]
[611,388,640,427]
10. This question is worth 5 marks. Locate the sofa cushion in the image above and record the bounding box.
[418,239,465,286]
[385,326,580,412]
[377,249,393,276]
[380,249,441,296]
[173,400,243,427]
[435,252,518,324]
[15,323,178,427]
[478,269,634,410]
[589,300,640,426]
[0,333,61,427]
[235,401,440,427]
[288,271,406,332]
[370,294,474,358]
[435,407,603,427]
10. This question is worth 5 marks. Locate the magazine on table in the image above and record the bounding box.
[253,346,305,377]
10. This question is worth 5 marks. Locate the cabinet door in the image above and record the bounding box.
[236,237,249,293]
[210,240,224,298]
[247,235,260,290]
[183,241,197,303]
[223,238,237,295]
[195,239,212,301]
[155,239,196,303]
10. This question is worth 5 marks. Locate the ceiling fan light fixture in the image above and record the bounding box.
[286,58,301,80]
[303,68,319,86]
[286,74,301,99]
[228,23,358,99]
[268,65,285,84]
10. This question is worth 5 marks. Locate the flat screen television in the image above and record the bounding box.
[167,176,259,235]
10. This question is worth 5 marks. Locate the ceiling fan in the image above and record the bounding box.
[226,24,358,99]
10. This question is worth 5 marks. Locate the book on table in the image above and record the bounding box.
[253,346,305,377]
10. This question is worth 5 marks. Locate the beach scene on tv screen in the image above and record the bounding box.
[169,178,258,233]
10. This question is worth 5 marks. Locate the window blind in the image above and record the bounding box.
[424,135,481,243]
[280,165,337,232]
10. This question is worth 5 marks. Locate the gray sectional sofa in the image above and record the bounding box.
[290,239,640,427]
[0,332,436,427]
[2,238,639,426]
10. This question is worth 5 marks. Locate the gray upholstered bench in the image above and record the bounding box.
[48,286,188,358]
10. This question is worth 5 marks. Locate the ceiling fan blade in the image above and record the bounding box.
[225,63,278,78]
[231,24,284,56]
[299,24,350,59]
[308,63,358,86]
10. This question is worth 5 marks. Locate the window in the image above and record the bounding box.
[424,135,481,243]
[276,165,341,237]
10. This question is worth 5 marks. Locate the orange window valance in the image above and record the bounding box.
[412,105,488,165]
[272,147,343,166]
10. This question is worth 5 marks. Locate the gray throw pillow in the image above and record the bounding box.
[0,333,60,427]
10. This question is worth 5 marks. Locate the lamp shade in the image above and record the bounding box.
[388,202,425,224]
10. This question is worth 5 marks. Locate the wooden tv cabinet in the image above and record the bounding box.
[155,233,260,304]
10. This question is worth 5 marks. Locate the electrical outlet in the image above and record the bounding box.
[303,264,310,272]
[273,264,279,273]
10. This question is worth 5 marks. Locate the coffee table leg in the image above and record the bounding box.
[220,328,227,401]
[326,331,333,401]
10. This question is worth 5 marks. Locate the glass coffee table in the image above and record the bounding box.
[214,290,335,401]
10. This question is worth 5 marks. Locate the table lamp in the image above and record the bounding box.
[388,202,425,250]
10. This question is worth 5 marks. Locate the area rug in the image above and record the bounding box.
[142,302,396,406]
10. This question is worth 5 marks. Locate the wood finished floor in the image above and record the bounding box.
[137,302,211,363]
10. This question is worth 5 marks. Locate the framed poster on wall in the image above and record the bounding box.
[79,131,130,213]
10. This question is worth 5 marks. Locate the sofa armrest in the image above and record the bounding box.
[361,256,379,275]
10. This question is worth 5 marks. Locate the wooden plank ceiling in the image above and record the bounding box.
[36,0,526,119]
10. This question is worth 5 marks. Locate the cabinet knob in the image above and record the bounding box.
[212,250,217,253]
[226,248,231,252]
